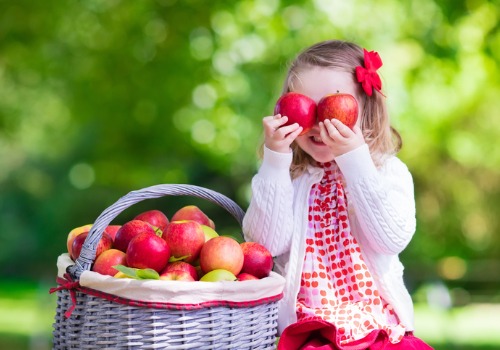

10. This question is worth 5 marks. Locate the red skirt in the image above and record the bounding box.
[278,318,434,350]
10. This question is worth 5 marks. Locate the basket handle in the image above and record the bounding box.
[67,184,246,279]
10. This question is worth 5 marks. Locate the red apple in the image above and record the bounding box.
[161,261,198,281]
[237,272,259,281]
[170,205,215,229]
[71,231,113,261]
[104,225,121,241]
[199,236,244,276]
[126,232,171,272]
[317,93,358,129]
[66,224,92,257]
[134,209,169,234]
[92,249,127,276]
[274,92,317,135]
[159,270,196,281]
[113,220,157,252]
[240,242,274,279]
[163,220,205,263]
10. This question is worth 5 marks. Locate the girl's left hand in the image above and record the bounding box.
[319,119,365,157]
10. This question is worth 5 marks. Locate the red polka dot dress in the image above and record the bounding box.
[296,162,406,346]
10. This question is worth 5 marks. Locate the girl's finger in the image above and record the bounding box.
[274,122,300,138]
[329,118,353,137]
[352,124,363,136]
[263,115,287,135]
[285,125,303,141]
[322,119,342,140]
[270,115,289,130]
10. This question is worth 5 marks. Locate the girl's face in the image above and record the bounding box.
[292,67,362,163]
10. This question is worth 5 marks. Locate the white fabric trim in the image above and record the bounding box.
[57,253,286,304]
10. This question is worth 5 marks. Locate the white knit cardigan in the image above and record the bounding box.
[242,144,417,334]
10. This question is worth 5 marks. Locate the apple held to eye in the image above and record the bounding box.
[274,92,316,135]
[317,93,358,129]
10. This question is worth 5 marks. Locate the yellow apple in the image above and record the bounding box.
[66,224,92,257]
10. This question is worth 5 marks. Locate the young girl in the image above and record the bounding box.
[242,40,433,349]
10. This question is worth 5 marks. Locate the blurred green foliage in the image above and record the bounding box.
[1,0,499,304]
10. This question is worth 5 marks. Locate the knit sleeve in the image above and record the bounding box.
[242,147,295,257]
[335,144,416,255]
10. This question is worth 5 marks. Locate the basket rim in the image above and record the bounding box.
[55,253,285,311]
[55,275,283,311]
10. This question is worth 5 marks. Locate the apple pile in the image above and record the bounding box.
[66,205,273,282]
[274,91,359,131]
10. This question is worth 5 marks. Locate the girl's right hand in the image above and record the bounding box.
[263,114,303,153]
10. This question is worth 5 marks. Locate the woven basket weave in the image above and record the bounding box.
[51,184,284,349]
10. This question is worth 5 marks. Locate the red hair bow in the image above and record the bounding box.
[356,49,383,96]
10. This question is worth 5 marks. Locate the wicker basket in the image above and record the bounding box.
[51,184,285,349]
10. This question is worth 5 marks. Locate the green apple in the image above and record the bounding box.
[199,269,237,282]
[201,225,219,242]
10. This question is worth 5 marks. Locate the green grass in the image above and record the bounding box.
[414,303,500,349]
[1,280,500,350]
[0,280,55,350]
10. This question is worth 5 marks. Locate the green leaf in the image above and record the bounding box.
[136,268,160,280]
[113,265,159,280]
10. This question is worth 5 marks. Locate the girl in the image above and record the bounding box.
[242,40,433,349]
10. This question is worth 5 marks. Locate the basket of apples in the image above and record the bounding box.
[51,184,285,350]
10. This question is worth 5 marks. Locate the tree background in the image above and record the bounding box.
[1,0,499,347]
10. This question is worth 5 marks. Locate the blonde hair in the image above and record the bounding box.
[268,40,402,178]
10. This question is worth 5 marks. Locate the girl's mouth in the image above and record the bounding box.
[311,136,324,144]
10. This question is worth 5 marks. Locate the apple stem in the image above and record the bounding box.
[154,227,163,237]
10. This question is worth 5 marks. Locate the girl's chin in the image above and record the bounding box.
[296,136,336,163]
[306,148,336,163]
[311,155,336,163]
